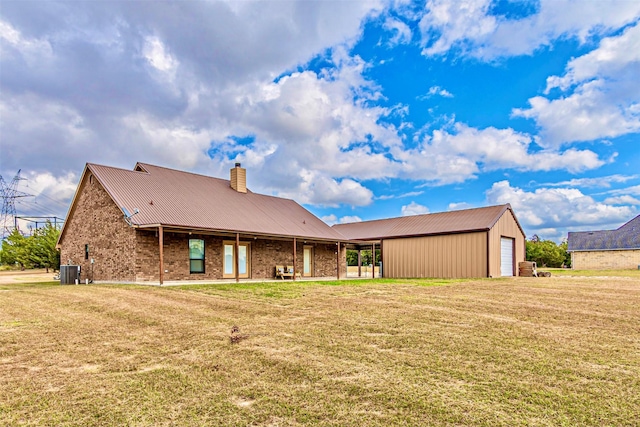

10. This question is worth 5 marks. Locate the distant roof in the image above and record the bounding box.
[62,162,346,242]
[332,204,522,241]
[568,215,640,251]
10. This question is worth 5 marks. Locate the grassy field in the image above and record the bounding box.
[1,275,639,426]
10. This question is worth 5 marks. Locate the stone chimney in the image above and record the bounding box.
[230,162,247,193]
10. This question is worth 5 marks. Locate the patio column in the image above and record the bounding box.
[336,242,340,280]
[357,249,362,277]
[372,243,375,279]
[159,226,164,285]
[380,240,384,278]
[235,233,240,283]
[293,237,297,281]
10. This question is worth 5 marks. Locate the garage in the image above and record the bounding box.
[334,204,526,279]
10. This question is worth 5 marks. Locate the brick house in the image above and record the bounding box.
[57,162,347,284]
[567,215,640,269]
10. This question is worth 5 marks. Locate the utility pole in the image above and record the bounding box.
[1,170,32,240]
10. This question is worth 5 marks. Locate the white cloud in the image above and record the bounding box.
[377,190,424,200]
[514,22,640,147]
[398,123,606,184]
[339,215,363,224]
[421,85,454,98]
[543,175,638,188]
[486,180,636,235]
[0,19,53,65]
[321,214,338,226]
[401,201,430,216]
[448,202,473,211]
[419,0,640,60]
[383,17,412,45]
[143,36,178,73]
[610,185,640,196]
[277,170,374,208]
[420,0,497,57]
[603,195,640,205]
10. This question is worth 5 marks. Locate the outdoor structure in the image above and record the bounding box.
[567,215,640,269]
[57,162,347,284]
[333,204,526,279]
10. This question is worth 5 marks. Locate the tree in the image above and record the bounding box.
[0,228,28,268]
[0,222,60,271]
[346,249,381,266]
[27,222,61,272]
[526,237,567,268]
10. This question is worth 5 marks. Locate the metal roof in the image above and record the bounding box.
[333,204,520,241]
[66,162,346,242]
[567,215,640,251]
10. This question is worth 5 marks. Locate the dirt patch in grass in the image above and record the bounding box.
[1,277,639,426]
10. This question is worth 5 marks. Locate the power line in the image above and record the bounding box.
[1,170,33,239]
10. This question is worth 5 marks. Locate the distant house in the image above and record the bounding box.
[567,216,640,269]
[57,162,347,284]
[333,204,526,279]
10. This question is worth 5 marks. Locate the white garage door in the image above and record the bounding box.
[501,237,514,277]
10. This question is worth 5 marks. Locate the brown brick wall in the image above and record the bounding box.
[59,172,137,282]
[572,250,640,270]
[134,232,345,282]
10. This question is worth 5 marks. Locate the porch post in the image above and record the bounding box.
[293,237,297,281]
[357,249,362,277]
[336,242,340,280]
[159,226,164,285]
[380,240,383,278]
[235,233,240,283]
[372,243,375,278]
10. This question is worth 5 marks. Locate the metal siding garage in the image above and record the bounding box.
[500,237,514,276]
[334,204,526,279]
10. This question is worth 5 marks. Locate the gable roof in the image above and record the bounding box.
[60,162,346,242]
[332,204,523,241]
[567,215,640,251]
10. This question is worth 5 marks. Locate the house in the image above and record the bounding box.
[57,162,347,284]
[333,204,526,279]
[567,215,640,269]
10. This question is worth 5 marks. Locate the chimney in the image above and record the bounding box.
[230,162,247,193]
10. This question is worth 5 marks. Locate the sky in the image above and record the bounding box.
[1,0,640,242]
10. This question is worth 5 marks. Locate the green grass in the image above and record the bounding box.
[542,268,640,277]
[1,275,639,426]
[178,277,459,300]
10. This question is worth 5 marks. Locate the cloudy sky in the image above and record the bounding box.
[2,0,640,241]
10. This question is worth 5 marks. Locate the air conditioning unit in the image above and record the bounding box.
[60,265,81,285]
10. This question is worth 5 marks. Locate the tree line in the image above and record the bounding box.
[0,222,61,272]
[526,235,570,268]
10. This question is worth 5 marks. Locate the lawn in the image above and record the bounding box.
[1,276,639,426]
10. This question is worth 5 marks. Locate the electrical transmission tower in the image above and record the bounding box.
[1,170,32,240]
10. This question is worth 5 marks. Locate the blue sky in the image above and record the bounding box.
[1,0,640,241]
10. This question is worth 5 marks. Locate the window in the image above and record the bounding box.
[84,244,89,260]
[189,239,205,274]
[223,241,250,278]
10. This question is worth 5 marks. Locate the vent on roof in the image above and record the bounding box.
[230,163,247,193]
